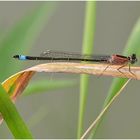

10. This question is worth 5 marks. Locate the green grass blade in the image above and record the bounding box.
[104,19,140,106]
[0,3,56,81]
[124,18,140,56]
[77,1,96,138]
[23,79,77,96]
[89,18,140,138]
[103,78,127,106]
[0,85,32,138]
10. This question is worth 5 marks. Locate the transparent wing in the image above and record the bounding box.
[40,50,111,62]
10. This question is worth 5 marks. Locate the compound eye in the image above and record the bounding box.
[132,54,136,59]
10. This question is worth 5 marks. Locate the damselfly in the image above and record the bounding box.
[13,50,137,77]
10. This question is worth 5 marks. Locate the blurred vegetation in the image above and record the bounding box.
[77,1,96,138]
[0,1,140,139]
[89,18,140,138]
[0,2,77,138]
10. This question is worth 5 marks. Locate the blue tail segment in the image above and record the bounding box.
[19,55,27,60]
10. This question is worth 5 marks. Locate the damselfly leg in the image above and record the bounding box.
[117,63,137,79]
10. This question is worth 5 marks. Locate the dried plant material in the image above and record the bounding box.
[0,62,139,123]
[80,79,131,139]
[2,62,140,100]
[28,62,139,79]
[2,71,35,101]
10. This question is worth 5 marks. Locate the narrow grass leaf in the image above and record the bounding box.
[81,79,131,139]
[89,18,140,138]
[77,1,96,138]
[0,84,32,138]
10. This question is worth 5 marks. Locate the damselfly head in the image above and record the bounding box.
[129,54,137,64]
[13,55,20,59]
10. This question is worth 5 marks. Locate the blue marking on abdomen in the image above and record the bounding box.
[19,55,27,60]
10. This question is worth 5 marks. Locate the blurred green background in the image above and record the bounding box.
[0,1,140,138]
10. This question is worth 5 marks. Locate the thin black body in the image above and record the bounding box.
[24,55,110,62]
[13,52,137,65]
